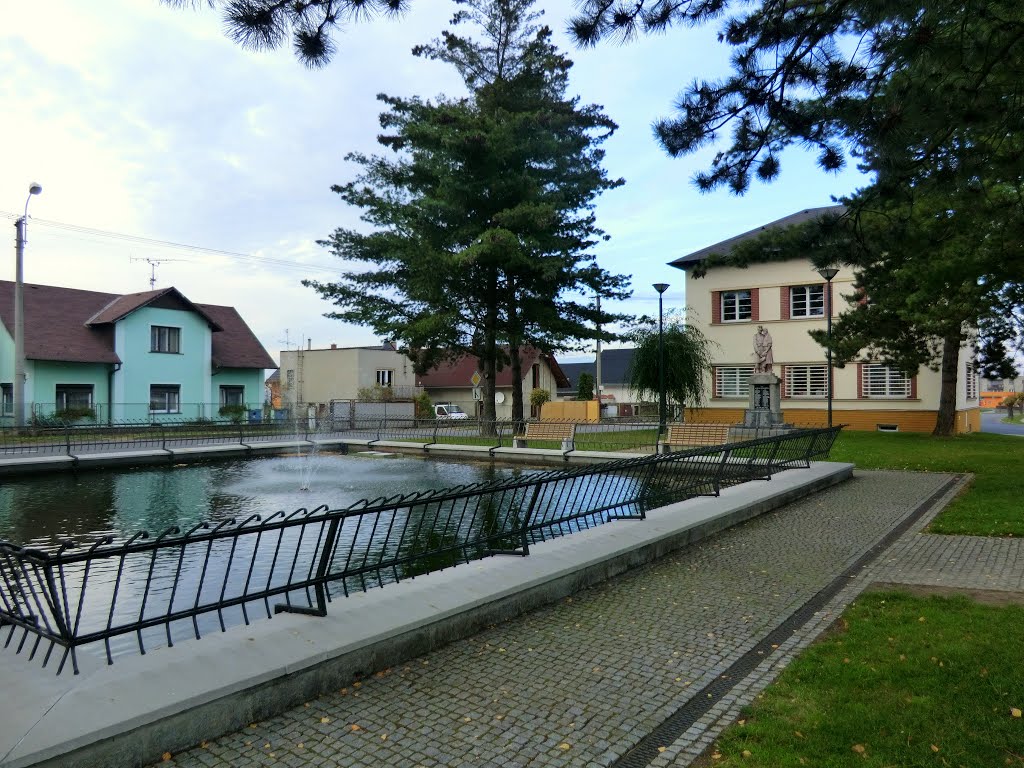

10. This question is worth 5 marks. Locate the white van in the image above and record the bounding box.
[434,403,469,420]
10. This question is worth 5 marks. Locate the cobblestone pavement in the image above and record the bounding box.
[157,470,1018,768]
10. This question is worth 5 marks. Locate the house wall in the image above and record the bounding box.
[211,369,265,411]
[686,260,980,433]
[113,307,212,421]
[29,361,111,418]
[279,348,416,407]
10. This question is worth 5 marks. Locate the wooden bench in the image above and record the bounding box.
[513,422,576,451]
[660,423,733,453]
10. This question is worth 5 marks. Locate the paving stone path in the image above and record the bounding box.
[156,470,1021,768]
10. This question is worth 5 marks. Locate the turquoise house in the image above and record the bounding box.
[0,281,276,424]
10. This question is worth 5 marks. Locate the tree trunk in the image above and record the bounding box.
[481,269,499,436]
[932,331,962,436]
[509,342,525,433]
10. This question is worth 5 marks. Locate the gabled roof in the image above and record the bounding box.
[0,281,272,369]
[86,287,223,330]
[196,303,276,370]
[670,205,847,269]
[416,348,570,389]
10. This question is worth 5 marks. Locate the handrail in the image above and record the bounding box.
[0,425,842,674]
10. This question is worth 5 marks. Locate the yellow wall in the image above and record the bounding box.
[685,407,981,434]
[542,400,599,422]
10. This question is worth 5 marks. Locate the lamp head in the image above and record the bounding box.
[28,183,42,196]
[817,266,839,281]
[653,283,670,295]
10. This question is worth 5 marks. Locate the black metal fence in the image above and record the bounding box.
[0,426,841,674]
[0,416,831,457]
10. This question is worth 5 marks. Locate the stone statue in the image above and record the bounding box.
[753,325,773,373]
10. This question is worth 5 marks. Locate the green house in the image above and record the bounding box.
[0,281,276,424]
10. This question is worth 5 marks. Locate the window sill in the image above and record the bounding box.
[150,351,183,355]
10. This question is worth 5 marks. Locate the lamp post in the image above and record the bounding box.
[817,267,839,427]
[14,183,42,429]
[653,282,669,435]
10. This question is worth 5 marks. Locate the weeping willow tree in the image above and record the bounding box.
[626,314,715,419]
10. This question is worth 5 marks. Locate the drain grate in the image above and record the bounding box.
[611,474,965,768]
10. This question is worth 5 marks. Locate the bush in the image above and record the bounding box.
[414,391,434,420]
[357,384,396,402]
[218,404,247,423]
[53,406,96,422]
[529,388,551,410]
[576,372,594,401]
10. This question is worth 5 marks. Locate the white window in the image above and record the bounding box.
[56,384,94,410]
[715,366,753,398]
[376,369,394,387]
[785,365,828,397]
[150,326,181,354]
[965,363,978,400]
[790,285,825,318]
[861,364,911,398]
[220,385,245,406]
[150,384,181,414]
[721,290,752,322]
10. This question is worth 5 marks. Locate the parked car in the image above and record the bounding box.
[434,403,469,420]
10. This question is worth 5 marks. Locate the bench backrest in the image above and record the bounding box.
[524,422,576,440]
[665,423,731,445]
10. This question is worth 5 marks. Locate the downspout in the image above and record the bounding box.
[108,362,122,425]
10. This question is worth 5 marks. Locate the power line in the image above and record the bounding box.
[0,211,340,276]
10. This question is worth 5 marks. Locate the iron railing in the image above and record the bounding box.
[0,426,841,674]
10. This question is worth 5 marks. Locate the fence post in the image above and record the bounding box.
[65,425,71,455]
[517,482,544,556]
[276,516,340,617]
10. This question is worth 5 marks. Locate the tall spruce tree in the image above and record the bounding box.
[305,0,631,428]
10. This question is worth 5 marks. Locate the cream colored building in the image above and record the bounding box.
[670,206,981,433]
[278,343,419,408]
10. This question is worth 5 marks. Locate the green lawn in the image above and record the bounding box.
[708,591,1024,768]
[827,430,1022,537]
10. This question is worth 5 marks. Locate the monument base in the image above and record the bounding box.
[742,372,791,429]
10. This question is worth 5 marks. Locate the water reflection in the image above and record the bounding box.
[0,453,536,549]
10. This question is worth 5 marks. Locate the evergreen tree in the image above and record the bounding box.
[304,0,631,429]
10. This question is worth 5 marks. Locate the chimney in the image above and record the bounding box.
[307,339,312,350]
[330,343,337,350]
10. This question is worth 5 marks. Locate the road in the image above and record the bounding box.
[980,409,1024,436]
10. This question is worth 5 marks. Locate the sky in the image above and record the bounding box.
[1,0,870,366]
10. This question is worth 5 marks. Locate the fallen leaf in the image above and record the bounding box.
[711,752,722,760]
[852,744,866,754]
[350,724,362,732]
[919,616,926,622]
[380,734,388,741]
[558,743,571,751]
[320,717,331,724]
[657,746,667,753]
[1011,708,1022,718]
[200,741,208,749]
[931,744,940,752]
[794,731,804,739]
[297,743,304,749]
[161,753,172,762]
[495,715,505,721]
[742,750,752,758]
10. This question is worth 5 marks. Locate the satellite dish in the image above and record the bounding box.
[494,392,506,404]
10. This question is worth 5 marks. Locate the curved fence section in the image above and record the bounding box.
[0,426,841,674]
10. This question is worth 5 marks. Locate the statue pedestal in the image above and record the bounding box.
[742,373,788,429]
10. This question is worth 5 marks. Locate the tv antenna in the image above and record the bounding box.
[130,256,190,289]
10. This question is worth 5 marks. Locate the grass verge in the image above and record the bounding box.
[705,591,1024,767]
[827,431,1022,536]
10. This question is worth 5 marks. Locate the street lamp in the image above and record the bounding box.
[653,282,669,436]
[817,267,839,427]
[14,182,42,428]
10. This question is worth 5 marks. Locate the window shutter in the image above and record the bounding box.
[750,288,760,321]
[910,375,917,399]
[712,292,721,324]
[857,363,864,399]
[781,365,788,398]
[780,287,790,320]
[711,366,719,398]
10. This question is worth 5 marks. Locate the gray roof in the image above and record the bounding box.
[559,348,636,389]
[669,205,846,269]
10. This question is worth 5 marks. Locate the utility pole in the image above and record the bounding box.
[13,183,42,428]
[594,294,602,409]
